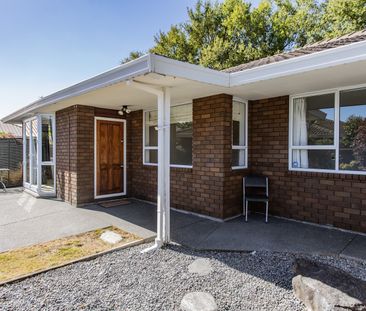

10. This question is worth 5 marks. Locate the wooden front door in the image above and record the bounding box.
[96,119,124,197]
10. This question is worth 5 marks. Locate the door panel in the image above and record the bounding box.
[96,120,124,196]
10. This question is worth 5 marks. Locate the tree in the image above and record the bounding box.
[121,50,145,64]
[320,0,366,38]
[341,115,364,148]
[148,0,366,70]
[353,123,366,168]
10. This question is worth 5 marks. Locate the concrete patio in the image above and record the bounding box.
[1,189,365,261]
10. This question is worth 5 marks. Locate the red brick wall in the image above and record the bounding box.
[128,94,234,218]
[55,94,235,219]
[247,96,366,233]
[55,94,366,233]
[56,106,78,204]
[56,106,124,205]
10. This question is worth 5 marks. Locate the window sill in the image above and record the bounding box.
[143,163,193,169]
[288,168,366,177]
[232,166,248,170]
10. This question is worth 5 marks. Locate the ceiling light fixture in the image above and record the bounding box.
[118,105,131,116]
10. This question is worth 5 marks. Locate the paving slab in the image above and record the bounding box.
[172,219,221,249]
[0,193,155,252]
[199,216,356,256]
[341,235,366,261]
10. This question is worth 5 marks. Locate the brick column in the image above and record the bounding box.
[192,94,233,218]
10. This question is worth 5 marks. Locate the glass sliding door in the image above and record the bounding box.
[40,115,55,192]
[23,114,55,195]
[24,121,31,184]
[30,119,38,187]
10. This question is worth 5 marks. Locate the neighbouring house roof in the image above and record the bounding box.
[224,29,366,73]
[0,121,22,138]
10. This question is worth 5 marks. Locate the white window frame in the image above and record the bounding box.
[23,113,56,195]
[289,83,366,175]
[143,102,193,169]
[232,97,248,170]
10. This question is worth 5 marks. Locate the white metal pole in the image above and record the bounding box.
[155,92,165,248]
[163,88,171,243]
[126,80,171,251]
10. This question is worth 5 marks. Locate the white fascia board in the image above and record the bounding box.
[2,55,151,123]
[229,40,366,87]
[151,54,230,87]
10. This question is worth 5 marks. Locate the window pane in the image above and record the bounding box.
[292,149,335,170]
[232,149,246,167]
[233,101,246,146]
[293,94,335,146]
[41,116,54,162]
[171,104,192,165]
[41,165,54,191]
[339,88,366,171]
[145,111,157,147]
[145,149,157,164]
[31,119,38,186]
[25,122,30,183]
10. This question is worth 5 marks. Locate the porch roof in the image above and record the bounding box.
[3,34,366,123]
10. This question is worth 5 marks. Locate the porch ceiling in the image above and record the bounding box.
[38,74,230,113]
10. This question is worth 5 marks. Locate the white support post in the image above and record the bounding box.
[126,80,171,251]
[155,92,165,248]
[163,88,170,243]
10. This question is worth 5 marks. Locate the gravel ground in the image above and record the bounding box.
[1,242,365,311]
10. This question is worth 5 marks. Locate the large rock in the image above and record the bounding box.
[180,292,218,311]
[188,258,213,276]
[292,259,366,311]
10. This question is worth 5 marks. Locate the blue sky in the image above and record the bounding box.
[0,0,262,119]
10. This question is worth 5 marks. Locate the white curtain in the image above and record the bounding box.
[293,97,309,168]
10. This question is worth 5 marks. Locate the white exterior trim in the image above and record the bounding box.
[232,98,248,169]
[230,40,366,86]
[289,83,366,175]
[150,54,230,87]
[23,114,56,196]
[94,117,127,199]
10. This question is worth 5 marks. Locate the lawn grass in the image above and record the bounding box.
[0,227,140,283]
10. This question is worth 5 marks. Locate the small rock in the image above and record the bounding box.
[292,259,366,311]
[100,230,123,244]
[188,258,213,276]
[180,292,218,311]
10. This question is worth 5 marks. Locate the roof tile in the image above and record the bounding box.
[223,29,366,73]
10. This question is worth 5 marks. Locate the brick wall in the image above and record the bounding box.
[56,106,78,204]
[247,96,366,233]
[56,105,118,205]
[55,94,366,232]
[129,94,234,218]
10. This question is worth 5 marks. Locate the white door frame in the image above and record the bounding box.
[94,116,127,199]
